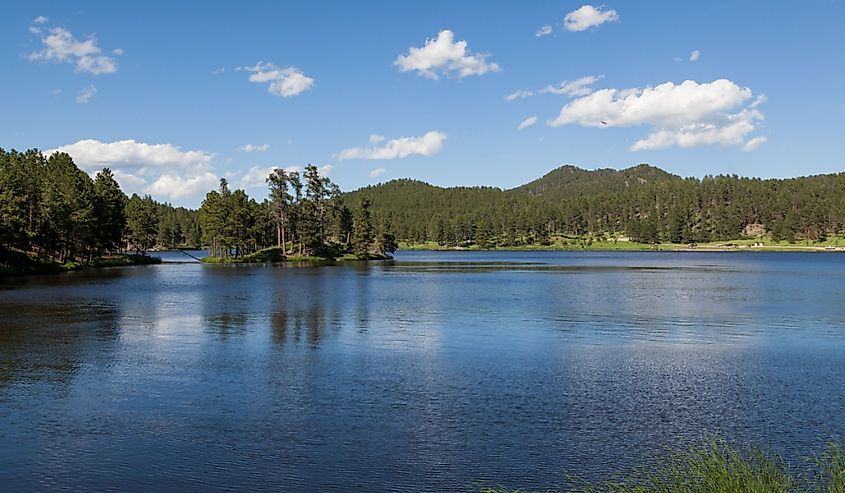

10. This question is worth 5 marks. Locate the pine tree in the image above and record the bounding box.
[352,197,374,257]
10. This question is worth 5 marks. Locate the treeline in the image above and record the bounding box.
[348,164,845,246]
[0,148,199,265]
[198,165,396,259]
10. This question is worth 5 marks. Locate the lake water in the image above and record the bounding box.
[1,251,845,491]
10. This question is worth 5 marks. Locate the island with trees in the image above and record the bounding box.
[198,164,397,263]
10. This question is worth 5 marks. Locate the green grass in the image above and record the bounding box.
[399,234,845,253]
[91,254,162,267]
[480,439,845,493]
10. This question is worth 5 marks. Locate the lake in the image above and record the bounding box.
[1,250,845,491]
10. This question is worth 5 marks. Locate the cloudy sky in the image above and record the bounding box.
[3,1,844,206]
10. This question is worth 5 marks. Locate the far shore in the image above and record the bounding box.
[398,238,845,253]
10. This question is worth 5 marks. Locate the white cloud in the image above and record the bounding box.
[147,173,219,200]
[536,25,552,37]
[518,116,539,130]
[690,49,701,61]
[319,164,333,176]
[337,131,447,160]
[564,5,619,32]
[111,169,147,189]
[395,30,500,79]
[369,134,386,144]
[236,143,270,153]
[113,48,124,56]
[28,26,118,75]
[239,61,314,97]
[239,166,275,189]
[548,79,767,151]
[75,84,97,103]
[51,88,62,96]
[370,167,387,177]
[630,109,764,151]
[541,75,603,97]
[49,139,213,169]
[34,16,49,24]
[48,139,217,201]
[211,67,225,75]
[505,89,534,101]
[742,136,767,152]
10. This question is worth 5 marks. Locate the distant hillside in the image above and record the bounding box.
[345,163,845,247]
[514,164,680,200]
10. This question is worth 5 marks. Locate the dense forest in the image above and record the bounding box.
[348,164,845,246]
[0,148,395,269]
[0,148,198,267]
[4,145,845,270]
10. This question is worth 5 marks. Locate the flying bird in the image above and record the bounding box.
[601,121,608,125]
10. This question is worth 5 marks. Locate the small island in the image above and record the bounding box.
[197,166,396,263]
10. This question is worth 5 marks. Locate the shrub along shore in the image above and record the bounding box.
[201,245,391,264]
[481,438,845,493]
[0,248,161,277]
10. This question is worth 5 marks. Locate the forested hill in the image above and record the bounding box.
[515,164,680,200]
[345,164,845,246]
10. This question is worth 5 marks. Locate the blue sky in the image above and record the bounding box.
[2,1,844,207]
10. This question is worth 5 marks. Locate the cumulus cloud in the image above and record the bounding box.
[239,166,276,189]
[34,16,49,24]
[112,48,124,56]
[395,30,500,79]
[548,79,767,151]
[238,61,314,97]
[742,136,767,152]
[28,25,118,75]
[48,139,217,201]
[370,167,386,177]
[369,134,386,144]
[541,75,603,97]
[518,116,539,130]
[536,25,553,37]
[236,143,270,153]
[49,139,213,169]
[564,5,619,32]
[337,131,447,160]
[690,49,701,61]
[147,173,219,200]
[75,85,97,103]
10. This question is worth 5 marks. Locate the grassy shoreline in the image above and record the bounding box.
[399,237,845,253]
[481,438,845,493]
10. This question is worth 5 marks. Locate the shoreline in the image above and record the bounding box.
[398,241,845,254]
[0,253,162,278]
[200,246,392,264]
